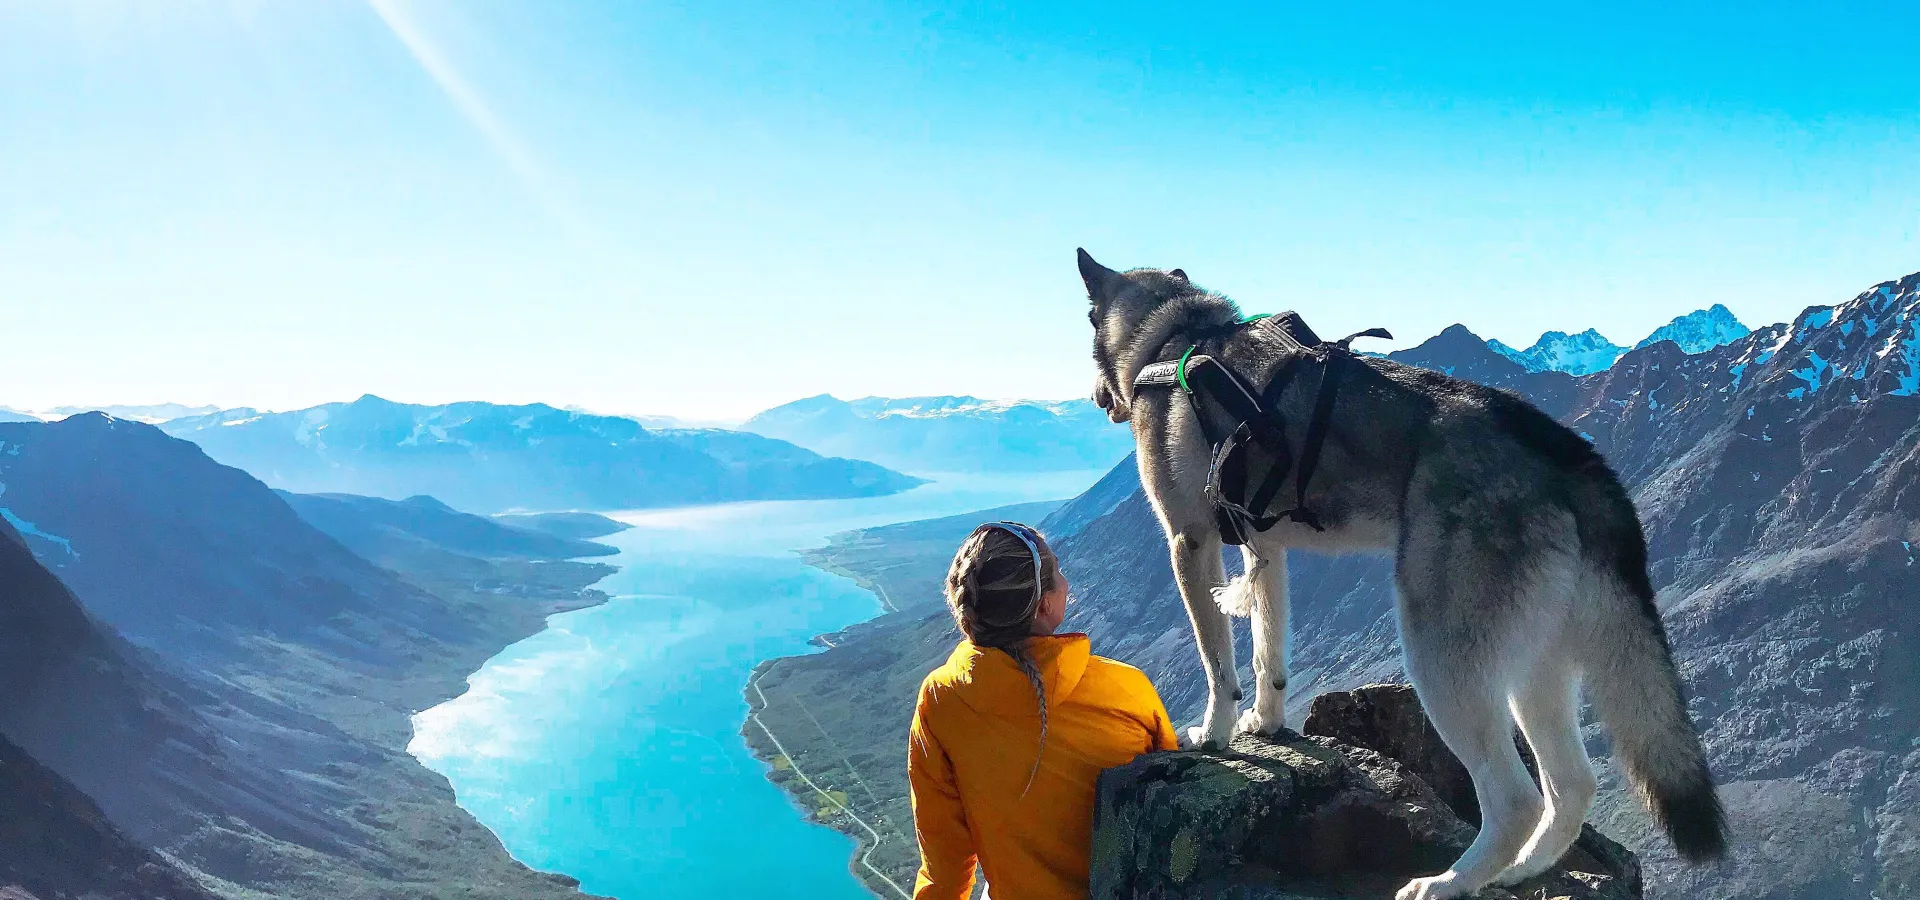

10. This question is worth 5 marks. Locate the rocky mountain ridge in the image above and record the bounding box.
[1489,305,1752,375]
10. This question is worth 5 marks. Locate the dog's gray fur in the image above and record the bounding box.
[1077,250,1726,900]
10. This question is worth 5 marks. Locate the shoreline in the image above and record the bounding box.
[740,554,915,900]
[744,666,913,900]
[399,578,618,897]
[742,653,910,900]
[375,558,623,900]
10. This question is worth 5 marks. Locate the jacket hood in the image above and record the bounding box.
[938,634,1092,716]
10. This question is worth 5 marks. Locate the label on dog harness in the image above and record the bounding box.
[1135,359,1192,387]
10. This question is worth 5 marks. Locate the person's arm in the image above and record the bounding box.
[1126,668,1182,752]
[1147,687,1181,752]
[907,684,976,900]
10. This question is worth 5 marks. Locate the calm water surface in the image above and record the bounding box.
[409,471,1103,899]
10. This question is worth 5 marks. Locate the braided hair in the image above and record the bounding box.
[944,522,1060,796]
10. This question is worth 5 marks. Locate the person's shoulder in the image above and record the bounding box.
[1085,655,1160,697]
[917,644,972,698]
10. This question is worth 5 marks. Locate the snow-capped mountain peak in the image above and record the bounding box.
[1488,328,1626,376]
[1634,303,1750,353]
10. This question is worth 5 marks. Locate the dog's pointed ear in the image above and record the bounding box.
[1169,268,1188,282]
[1077,248,1117,296]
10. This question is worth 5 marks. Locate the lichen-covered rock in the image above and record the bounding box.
[1090,685,1643,900]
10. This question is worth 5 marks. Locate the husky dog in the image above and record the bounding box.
[1077,250,1726,900]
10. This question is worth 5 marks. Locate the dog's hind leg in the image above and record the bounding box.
[1497,659,1597,886]
[1171,528,1237,749]
[1391,517,1551,900]
[1395,655,1542,900]
[1236,545,1288,735]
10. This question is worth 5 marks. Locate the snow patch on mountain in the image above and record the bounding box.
[1492,305,1753,376]
[848,395,1088,420]
[0,501,78,558]
[1890,316,1920,397]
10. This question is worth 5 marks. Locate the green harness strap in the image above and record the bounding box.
[1176,313,1271,393]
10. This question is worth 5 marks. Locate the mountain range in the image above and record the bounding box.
[1488,304,1750,375]
[0,413,620,900]
[158,395,920,513]
[742,394,1135,474]
[746,271,1920,900]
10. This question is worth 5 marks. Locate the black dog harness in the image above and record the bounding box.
[1134,312,1391,546]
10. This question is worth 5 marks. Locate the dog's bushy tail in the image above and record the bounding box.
[1586,561,1728,863]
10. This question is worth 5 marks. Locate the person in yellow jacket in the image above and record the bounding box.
[908,520,1180,900]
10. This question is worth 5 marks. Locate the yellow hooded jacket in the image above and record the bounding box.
[908,634,1180,900]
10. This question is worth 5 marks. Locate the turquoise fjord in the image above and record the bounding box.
[409,471,1100,899]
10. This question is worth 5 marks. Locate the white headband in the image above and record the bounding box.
[969,521,1045,627]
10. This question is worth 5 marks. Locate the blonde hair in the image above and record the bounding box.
[944,523,1060,795]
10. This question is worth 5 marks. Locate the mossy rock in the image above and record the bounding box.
[1088,685,1642,900]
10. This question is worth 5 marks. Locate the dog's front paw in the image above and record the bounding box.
[1180,723,1231,751]
[1394,872,1475,900]
[1235,707,1284,736]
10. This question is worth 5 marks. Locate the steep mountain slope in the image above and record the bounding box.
[0,415,606,900]
[0,518,246,899]
[749,273,1920,900]
[0,733,220,900]
[743,394,1133,474]
[0,500,337,857]
[161,395,919,512]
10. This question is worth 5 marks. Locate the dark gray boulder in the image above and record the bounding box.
[1090,685,1641,900]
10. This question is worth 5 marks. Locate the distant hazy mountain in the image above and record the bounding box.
[494,510,632,541]
[743,394,1133,474]
[1490,305,1751,375]
[42,403,223,424]
[0,406,39,422]
[160,394,920,513]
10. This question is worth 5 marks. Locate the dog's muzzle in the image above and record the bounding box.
[1093,379,1131,423]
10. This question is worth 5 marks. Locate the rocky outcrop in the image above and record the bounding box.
[1091,685,1640,900]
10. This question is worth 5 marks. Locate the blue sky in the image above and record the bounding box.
[3,1,1915,420]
